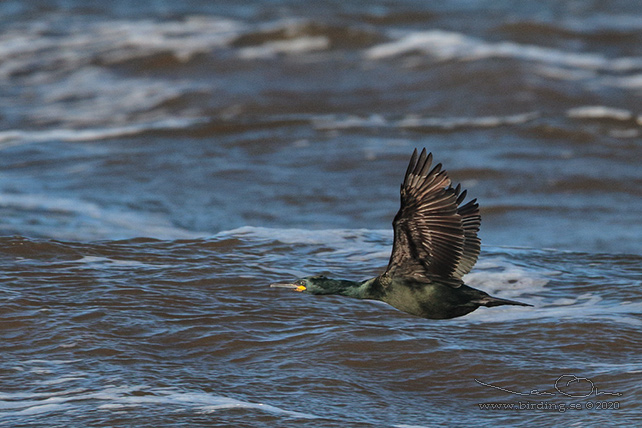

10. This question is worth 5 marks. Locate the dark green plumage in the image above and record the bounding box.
[271,149,531,319]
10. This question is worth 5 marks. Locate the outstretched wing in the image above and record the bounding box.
[385,149,481,284]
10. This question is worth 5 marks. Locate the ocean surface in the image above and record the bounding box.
[1,1,641,426]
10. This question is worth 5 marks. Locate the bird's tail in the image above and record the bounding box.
[477,295,532,308]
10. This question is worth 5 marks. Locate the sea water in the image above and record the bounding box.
[1,1,641,426]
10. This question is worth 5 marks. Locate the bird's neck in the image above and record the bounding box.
[333,278,381,300]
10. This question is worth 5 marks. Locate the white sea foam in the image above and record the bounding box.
[365,29,642,71]
[0,15,244,77]
[313,114,389,130]
[0,117,204,146]
[70,256,164,270]
[0,384,319,420]
[32,67,204,126]
[312,112,538,131]
[566,106,634,121]
[397,112,539,130]
[93,16,243,63]
[464,257,551,296]
[0,15,326,78]
[238,36,330,59]
[602,73,642,89]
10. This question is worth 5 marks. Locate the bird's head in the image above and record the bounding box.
[270,275,355,295]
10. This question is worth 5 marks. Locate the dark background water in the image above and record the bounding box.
[0,1,641,426]
[1,0,640,252]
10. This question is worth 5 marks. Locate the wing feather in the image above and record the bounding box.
[385,149,481,284]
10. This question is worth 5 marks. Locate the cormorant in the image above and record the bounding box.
[271,149,531,319]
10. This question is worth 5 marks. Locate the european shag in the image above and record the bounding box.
[271,149,531,319]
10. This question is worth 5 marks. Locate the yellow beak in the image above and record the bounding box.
[270,283,307,292]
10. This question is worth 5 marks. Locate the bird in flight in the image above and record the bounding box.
[271,148,531,319]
